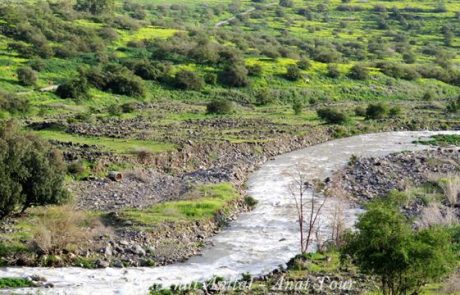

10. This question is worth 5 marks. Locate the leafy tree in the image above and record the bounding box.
[219,63,249,87]
[342,201,456,295]
[16,66,37,86]
[0,121,68,218]
[56,78,89,99]
[317,108,348,124]
[207,99,234,114]
[174,70,205,91]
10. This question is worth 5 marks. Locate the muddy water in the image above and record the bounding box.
[1,131,457,295]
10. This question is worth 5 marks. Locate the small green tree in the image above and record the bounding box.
[342,201,456,295]
[0,121,68,218]
[17,66,37,86]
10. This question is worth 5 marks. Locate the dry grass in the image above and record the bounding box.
[418,202,458,228]
[442,271,460,294]
[31,205,107,254]
[439,174,460,207]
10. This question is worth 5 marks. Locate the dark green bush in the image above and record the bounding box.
[389,106,402,118]
[206,99,234,114]
[292,101,303,115]
[285,64,302,81]
[348,64,369,80]
[317,108,348,124]
[174,70,205,91]
[297,58,311,70]
[219,63,249,87]
[247,64,263,77]
[366,103,388,119]
[327,64,340,78]
[56,78,89,99]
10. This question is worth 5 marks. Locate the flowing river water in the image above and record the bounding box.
[1,131,459,295]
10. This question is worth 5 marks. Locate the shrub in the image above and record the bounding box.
[317,108,348,124]
[247,64,263,77]
[132,60,170,81]
[85,64,145,97]
[0,91,30,114]
[389,106,402,118]
[204,72,217,85]
[292,101,303,115]
[297,58,311,70]
[75,0,114,15]
[446,96,460,113]
[285,64,302,81]
[56,78,89,99]
[174,70,205,91]
[207,99,234,114]
[354,106,366,117]
[402,52,416,64]
[17,66,37,86]
[0,121,68,218]
[327,64,340,78]
[348,64,369,80]
[219,63,249,87]
[365,103,388,120]
[244,196,258,208]
[342,200,456,295]
[255,89,275,106]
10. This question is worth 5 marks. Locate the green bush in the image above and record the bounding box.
[219,63,249,87]
[342,200,456,295]
[174,70,205,91]
[247,64,263,77]
[56,78,89,99]
[348,64,369,80]
[317,108,348,124]
[255,89,275,106]
[206,100,234,114]
[354,106,366,117]
[0,121,68,218]
[292,101,303,115]
[0,91,30,114]
[297,58,311,70]
[16,66,37,86]
[327,64,340,78]
[365,103,388,120]
[285,64,302,81]
[389,106,402,118]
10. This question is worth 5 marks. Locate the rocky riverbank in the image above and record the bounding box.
[326,147,460,219]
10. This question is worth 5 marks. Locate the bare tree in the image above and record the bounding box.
[288,165,327,254]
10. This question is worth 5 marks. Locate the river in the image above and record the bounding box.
[1,131,458,294]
